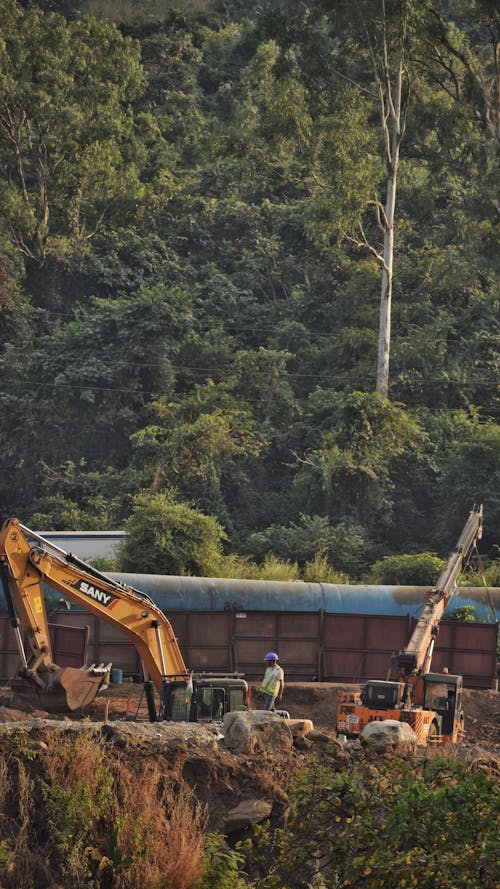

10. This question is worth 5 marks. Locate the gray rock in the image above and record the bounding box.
[223,711,293,754]
[360,719,417,752]
[305,729,332,743]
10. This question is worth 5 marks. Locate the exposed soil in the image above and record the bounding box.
[3,680,498,753]
[85,679,500,752]
[0,679,498,847]
[277,682,500,754]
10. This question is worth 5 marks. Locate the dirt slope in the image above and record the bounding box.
[3,681,498,753]
[0,680,498,843]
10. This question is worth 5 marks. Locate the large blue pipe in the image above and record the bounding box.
[109,575,500,622]
[1,570,497,621]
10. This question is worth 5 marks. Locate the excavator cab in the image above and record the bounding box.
[160,677,248,723]
[336,506,482,746]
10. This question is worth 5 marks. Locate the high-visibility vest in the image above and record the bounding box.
[260,665,284,697]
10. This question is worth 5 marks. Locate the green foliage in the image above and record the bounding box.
[0,0,144,266]
[38,732,116,883]
[291,392,424,529]
[0,726,209,888]
[465,560,500,587]
[447,605,477,622]
[89,555,119,571]
[194,833,248,889]
[0,0,498,575]
[40,780,106,879]
[301,554,349,584]
[368,552,445,585]
[85,821,134,882]
[251,554,300,581]
[208,551,347,582]
[131,379,263,520]
[121,491,227,575]
[0,839,14,871]
[244,754,500,889]
[28,494,110,531]
[246,514,370,577]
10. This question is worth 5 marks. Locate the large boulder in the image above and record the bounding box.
[223,710,293,754]
[360,719,417,753]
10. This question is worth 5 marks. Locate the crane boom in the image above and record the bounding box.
[396,504,483,677]
[336,506,484,745]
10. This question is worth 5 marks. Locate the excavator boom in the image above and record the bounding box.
[0,518,187,711]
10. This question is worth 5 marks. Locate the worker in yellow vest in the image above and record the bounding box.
[259,652,284,711]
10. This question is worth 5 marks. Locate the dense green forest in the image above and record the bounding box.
[0,0,498,579]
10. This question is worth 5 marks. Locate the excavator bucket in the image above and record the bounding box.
[38,667,104,712]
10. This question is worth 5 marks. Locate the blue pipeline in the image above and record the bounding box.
[1,574,497,621]
[109,575,500,623]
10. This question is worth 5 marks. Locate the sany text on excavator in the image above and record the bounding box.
[0,518,248,722]
[336,505,484,745]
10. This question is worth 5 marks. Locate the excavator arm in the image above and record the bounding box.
[0,518,187,711]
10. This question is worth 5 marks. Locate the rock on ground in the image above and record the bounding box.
[223,710,293,754]
[360,719,417,752]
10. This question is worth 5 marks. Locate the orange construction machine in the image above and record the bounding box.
[336,505,484,745]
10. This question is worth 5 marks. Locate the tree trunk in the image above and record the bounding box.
[376,161,397,395]
[376,55,403,396]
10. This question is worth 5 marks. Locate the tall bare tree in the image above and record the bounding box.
[347,1,411,396]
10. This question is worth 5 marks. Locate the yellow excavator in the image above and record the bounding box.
[0,517,248,721]
[336,505,484,745]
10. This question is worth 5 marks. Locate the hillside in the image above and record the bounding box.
[0,0,499,578]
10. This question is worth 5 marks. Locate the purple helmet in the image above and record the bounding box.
[265,652,279,661]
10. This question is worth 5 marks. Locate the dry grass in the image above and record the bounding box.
[116,762,207,889]
[0,744,51,889]
[0,729,209,888]
[41,725,109,790]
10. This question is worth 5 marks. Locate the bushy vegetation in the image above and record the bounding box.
[367,552,445,585]
[0,728,208,888]
[241,753,500,889]
[0,729,497,889]
[0,0,498,578]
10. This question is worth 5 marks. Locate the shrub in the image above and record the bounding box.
[447,605,477,622]
[245,515,371,577]
[302,553,349,584]
[121,491,227,575]
[0,730,209,889]
[244,754,500,889]
[463,559,500,587]
[194,834,248,889]
[367,552,445,585]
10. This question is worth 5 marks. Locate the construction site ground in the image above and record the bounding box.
[0,679,497,876]
[80,680,500,751]
[2,680,497,754]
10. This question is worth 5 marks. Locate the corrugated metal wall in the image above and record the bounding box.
[0,620,89,681]
[2,609,494,689]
